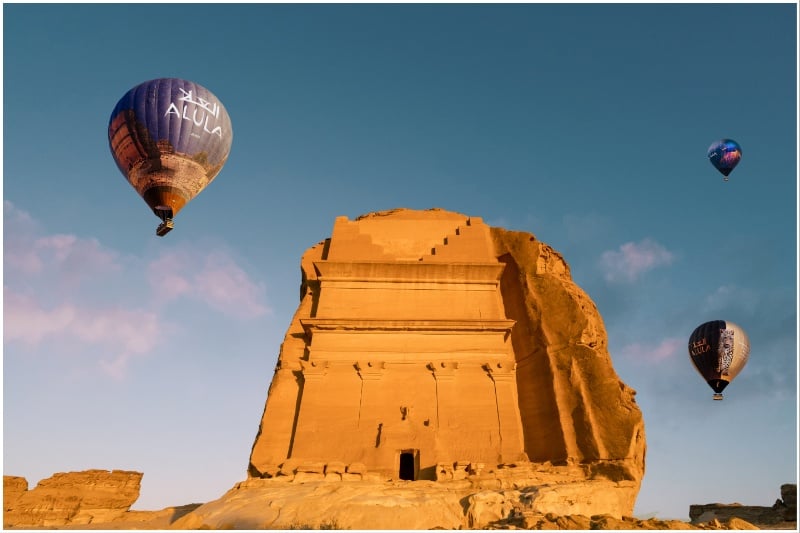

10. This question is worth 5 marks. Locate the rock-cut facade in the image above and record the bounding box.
[248,208,646,515]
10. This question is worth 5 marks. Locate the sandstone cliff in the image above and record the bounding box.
[491,226,646,484]
[3,470,142,528]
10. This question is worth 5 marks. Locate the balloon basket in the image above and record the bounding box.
[713,393,724,401]
[156,219,174,237]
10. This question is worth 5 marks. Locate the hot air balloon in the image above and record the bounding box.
[688,320,750,400]
[108,78,233,236]
[707,138,742,181]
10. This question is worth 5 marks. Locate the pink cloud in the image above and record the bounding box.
[600,238,674,283]
[620,337,684,363]
[4,202,121,281]
[3,289,76,344]
[34,233,121,284]
[4,202,270,379]
[194,252,270,318]
[147,252,193,302]
[4,287,160,378]
[147,248,270,319]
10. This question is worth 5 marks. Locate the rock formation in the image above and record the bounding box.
[168,478,761,530]
[245,208,647,522]
[0,469,768,531]
[3,470,142,528]
[690,484,797,529]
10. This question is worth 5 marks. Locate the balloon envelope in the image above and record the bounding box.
[707,138,742,179]
[108,78,233,222]
[688,320,750,399]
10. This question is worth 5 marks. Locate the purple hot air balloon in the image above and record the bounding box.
[707,138,742,181]
[108,78,233,236]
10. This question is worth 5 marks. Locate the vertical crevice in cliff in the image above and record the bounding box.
[496,251,568,462]
[569,355,604,460]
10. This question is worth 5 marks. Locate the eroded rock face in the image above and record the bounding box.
[689,484,797,528]
[247,208,646,520]
[491,227,646,484]
[3,476,28,509]
[3,470,142,528]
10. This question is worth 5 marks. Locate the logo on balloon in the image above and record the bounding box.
[689,337,710,356]
[164,88,224,138]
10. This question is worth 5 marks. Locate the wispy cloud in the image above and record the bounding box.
[4,201,271,378]
[600,238,674,283]
[147,249,270,319]
[702,285,759,316]
[4,287,160,379]
[620,336,684,363]
[4,202,121,282]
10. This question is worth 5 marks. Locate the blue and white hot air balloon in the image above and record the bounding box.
[108,78,233,236]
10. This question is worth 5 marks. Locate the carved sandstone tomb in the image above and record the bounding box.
[248,208,645,512]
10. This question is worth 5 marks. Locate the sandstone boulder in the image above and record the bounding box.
[689,484,797,528]
[3,476,28,511]
[3,470,142,528]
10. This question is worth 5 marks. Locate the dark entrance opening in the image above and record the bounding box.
[399,452,415,480]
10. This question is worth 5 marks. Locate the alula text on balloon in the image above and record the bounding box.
[689,338,711,356]
[164,88,223,138]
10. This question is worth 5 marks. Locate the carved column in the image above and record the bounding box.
[483,361,526,462]
[427,361,458,464]
[355,360,387,430]
[427,362,458,428]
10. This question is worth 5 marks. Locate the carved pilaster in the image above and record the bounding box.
[482,361,516,380]
[301,360,330,380]
[355,360,386,381]
[482,361,526,462]
[427,361,459,381]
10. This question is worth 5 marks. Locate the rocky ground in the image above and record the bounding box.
[4,471,796,530]
[9,509,795,530]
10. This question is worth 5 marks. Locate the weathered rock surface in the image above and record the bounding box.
[689,483,797,529]
[3,469,785,530]
[167,477,760,531]
[248,208,646,519]
[490,225,646,483]
[3,470,142,528]
[3,476,28,507]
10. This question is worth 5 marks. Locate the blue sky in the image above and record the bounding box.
[2,3,797,520]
